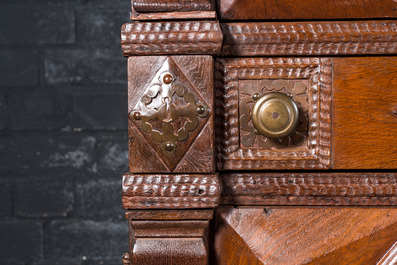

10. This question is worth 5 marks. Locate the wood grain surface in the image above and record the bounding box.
[122,174,220,209]
[214,207,397,265]
[221,173,397,206]
[332,57,397,169]
[217,0,397,20]
[121,21,222,56]
[220,21,397,56]
[130,219,209,265]
[133,238,207,265]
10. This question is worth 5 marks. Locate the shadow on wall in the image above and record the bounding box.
[0,0,131,264]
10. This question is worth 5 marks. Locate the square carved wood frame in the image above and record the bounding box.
[215,58,332,170]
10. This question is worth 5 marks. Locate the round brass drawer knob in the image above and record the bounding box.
[252,92,299,139]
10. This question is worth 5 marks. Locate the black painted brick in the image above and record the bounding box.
[0,50,39,87]
[7,91,72,130]
[45,49,127,85]
[0,221,43,264]
[46,220,127,261]
[34,259,122,265]
[16,180,74,218]
[76,179,124,220]
[0,183,12,217]
[0,4,75,44]
[76,5,130,46]
[0,92,6,130]
[0,132,97,175]
[96,133,128,172]
[72,92,127,131]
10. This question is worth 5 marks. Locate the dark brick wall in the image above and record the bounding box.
[0,0,130,264]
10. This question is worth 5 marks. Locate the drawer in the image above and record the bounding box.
[215,57,397,170]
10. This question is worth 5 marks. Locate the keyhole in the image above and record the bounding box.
[164,98,172,122]
[272,112,280,120]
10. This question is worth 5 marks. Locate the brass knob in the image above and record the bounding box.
[252,92,299,139]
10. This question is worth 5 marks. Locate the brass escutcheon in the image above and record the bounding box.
[251,92,299,139]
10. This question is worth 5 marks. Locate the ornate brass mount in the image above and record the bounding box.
[240,80,308,149]
[252,92,299,139]
[130,71,209,156]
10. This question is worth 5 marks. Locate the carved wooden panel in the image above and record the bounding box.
[217,0,397,20]
[221,21,397,56]
[122,174,221,209]
[332,57,397,169]
[121,21,223,56]
[128,56,214,173]
[214,207,397,265]
[215,58,332,170]
[126,210,212,265]
[221,173,397,206]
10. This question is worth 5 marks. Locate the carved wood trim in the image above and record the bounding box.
[130,10,217,21]
[122,174,221,209]
[121,21,223,55]
[221,173,397,206]
[133,0,215,13]
[126,209,213,265]
[215,58,332,170]
[220,21,397,56]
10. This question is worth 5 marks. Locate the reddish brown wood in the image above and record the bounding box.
[220,21,397,56]
[214,207,397,265]
[332,57,397,169]
[217,0,397,20]
[128,56,215,173]
[133,0,215,12]
[126,210,213,265]
[121,21,223,56]
[215,58,331,170]
[221,173,397,206]
[126,210,214,220]
[120,1,397,264]
[130,10,217,20]
[122,174,221,209]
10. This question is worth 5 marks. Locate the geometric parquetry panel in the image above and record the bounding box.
[128,56,214,173]
[214,207,397,265]
[215,58,332,170]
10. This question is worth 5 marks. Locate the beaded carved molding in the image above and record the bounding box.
[215,58,332,170]
[122,174,221,209]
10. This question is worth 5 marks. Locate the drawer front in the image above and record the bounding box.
[332,57,397,169]
[216,57,397,170]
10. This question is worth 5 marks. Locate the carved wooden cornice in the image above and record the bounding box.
[221,173,397,206]
[121,20,397,56]
[121,21,223,56]
[122,174,221,209]
[221,21,397,56]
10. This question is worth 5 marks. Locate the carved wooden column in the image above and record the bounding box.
[120,1,223,264]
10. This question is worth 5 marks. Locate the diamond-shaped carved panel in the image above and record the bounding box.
[128,56,214,173]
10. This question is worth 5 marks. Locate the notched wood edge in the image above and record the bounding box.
[122,174,221,209]
[133,0,215,13]
[121,20,223,56]
[221,173,397,206]
[220,20,397,56]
